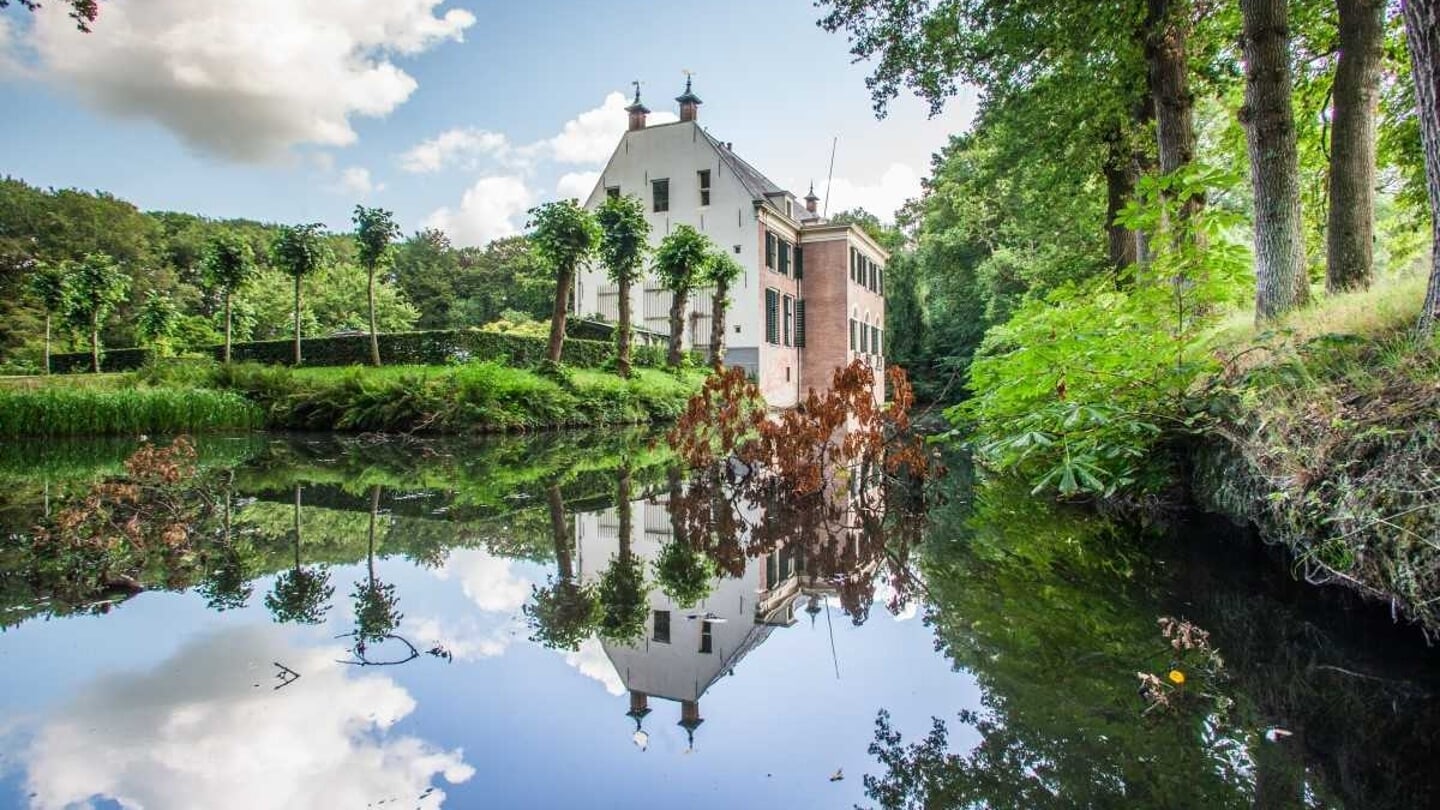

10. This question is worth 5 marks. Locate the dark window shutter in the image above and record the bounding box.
[779,241,790,275]
[765,289,778,344]
[794,246,804,279]
[765,232,776,269]
[795,299,806,347]
[849,318,856,350]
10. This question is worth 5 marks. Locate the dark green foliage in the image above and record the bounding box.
[597,551,648,643]
[653,538,716,608]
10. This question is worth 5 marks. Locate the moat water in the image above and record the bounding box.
[0,431,1436,809]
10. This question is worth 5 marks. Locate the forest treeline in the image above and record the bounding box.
[823,0,1440,498]
[0,177,559,371]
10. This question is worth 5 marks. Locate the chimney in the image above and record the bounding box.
[676,74,702,123]
[625,82,650,131]
[805,182,820,214]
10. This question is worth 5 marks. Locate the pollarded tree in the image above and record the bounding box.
[528,200,601,364]
[201,234,256,364]
[653,225,714,367]
[272,224,330,365]
[1404,0,1440,333]
[135,290,179,356]
[25,261,70,374]
[596,194,651,378]
[1241,0,1310,322]
[265,484,335,625]
[64,252,130,373]
[704,249,744,368]
[353,205,402,367]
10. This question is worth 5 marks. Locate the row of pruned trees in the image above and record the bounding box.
[527,196,744,375]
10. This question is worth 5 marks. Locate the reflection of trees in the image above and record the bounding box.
[524,483,599,651]
[597,465,649,643]
[196,479,258,611]
[653,467,715,608]
[347,485,403,660]
[265,484,335,625]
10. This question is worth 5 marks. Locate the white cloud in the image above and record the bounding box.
[549,91,677,165]
[21,625,474,810]
[556,171,600,201]
[407,614,515,662]
[432,547,536,612]
[422,176,534,248]
[822,163,923,222]
[4,0,475,162]
[333,166,383,196]
[563,637,625,696]
[399,127,512,173]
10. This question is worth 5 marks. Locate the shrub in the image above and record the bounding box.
[0,388,263,437]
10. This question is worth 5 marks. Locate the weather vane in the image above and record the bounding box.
[631,80,642,102]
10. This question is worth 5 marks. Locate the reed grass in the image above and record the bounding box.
[0,387,263,437]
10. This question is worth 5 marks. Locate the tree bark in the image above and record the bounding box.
[43,313,51,375]
[1146,0,1203,218]
[368,484,381,585]
[547,484,574,582]
[1404,0,1440,333]
[617,278,633,378]
[367,265,382,366]
[90,311,100,373]
[293,483,303,569]
[293,274,303,366]
[547,264,573,364]
[1328,0,1386,293]
[709,280,729,368]
[616,465,633,564]
[666,289,686,367]
[1103,131,1141,271]
[1242,0,1311,322]
[223,293,233,364]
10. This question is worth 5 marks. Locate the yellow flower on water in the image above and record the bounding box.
[1168,669,1186,685]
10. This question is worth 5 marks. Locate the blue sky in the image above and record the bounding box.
[0,1,977,244]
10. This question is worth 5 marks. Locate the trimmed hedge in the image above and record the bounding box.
[49,326,690,374]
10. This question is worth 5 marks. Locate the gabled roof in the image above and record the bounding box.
[696,127,785,201]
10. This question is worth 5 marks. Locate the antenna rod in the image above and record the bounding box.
[822,136,838,217]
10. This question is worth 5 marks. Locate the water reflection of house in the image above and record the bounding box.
[574,490,881,748]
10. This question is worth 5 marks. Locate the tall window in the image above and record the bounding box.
[698,170,711,206]
[871,324,880,356]
[794,245,804,279]
[849,318,857,351]
[782,295,794,346]
[699,621,713,654]
[765,288,779,344]
[860,318,869,353]
[779,240,791,275]
[765,231,776,269]
[653,610,671,643]
[652,178,669,213]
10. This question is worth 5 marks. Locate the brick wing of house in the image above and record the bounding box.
[573,79,889,407]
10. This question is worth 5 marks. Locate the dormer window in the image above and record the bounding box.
[698,170,711,206]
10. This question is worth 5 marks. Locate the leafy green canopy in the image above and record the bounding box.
[596,194,651,286]
[653,225,712,294]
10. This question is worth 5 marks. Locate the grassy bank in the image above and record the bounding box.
[0,360,705,436]
[1193,274,1440,635]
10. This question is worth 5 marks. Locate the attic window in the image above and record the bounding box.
[698,170,711,206]
[606,186,620,200]
[652,178,669,213]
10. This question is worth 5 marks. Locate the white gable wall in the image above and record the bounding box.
[576,121,764,367]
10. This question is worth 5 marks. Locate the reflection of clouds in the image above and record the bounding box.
[564,638,624,696]
[23,625,473,810]
[407,614,515,662]
[434,549,533,612]
[870,583,919,622]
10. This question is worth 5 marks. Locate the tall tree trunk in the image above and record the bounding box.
[1328,0,1386,293]
[1404,0,1440,333]
[223,292,233,364]
[666,289,686,367]
[368,484,380,585]
[43,313,51,375]
[617,277,633,379]
[617,465,633,565]
[547,484,574,581]
[1103,131,1141,271]
[90,311,100,373]
[709,280,729,368]
[367,265,381,366]
[1243,0,1311,322]
[293,274,303,366]
[548,264,573,364]
[1146,0,1204,226]
[293,483,303,569]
